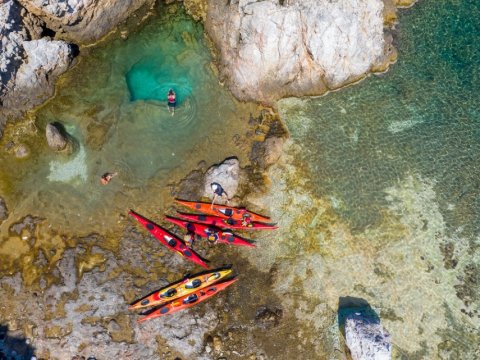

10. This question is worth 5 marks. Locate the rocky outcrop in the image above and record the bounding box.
[0,1,76,134]
[17,0,154,43]
[345,312,392,360]
[46,122,69,151]
[0,197,8,224]
[205,0,396,103]
[202,157,242,201]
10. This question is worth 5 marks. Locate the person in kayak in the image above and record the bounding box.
[241,213,252,227]
[204,228,219,245]
[100,172,117,185]
[167,88,176,115]
[211,182,229,208]
[184,231,195,248]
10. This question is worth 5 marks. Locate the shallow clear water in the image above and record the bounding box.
[275,0,480,357]
[0,5,257,236]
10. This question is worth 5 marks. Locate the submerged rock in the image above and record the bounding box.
[206,0,395,102]
[203,158,241,201]
[46,122,70,151]
[0,197,8,223]
[345,312,392,360]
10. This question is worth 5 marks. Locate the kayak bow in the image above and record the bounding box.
[129,210,209,269]
[165,216,256,248]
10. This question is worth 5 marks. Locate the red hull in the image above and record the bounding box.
[138,278,237,322]
[165,216,255,248]
[175,200,270,222]
[176,213,278,230]
[129,210,209,269]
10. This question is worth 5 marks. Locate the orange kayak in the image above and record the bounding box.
[129,268,232,310]
[137,278,237,322]
[176,213,278,230]
[175,200,270,223]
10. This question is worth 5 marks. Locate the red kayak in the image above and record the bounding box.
[176,213,278,230]
[129,210,209,269]
[137,278,237,322]
[165,216,255,248]
[175,199,270,222]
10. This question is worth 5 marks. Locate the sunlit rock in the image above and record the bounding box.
[345,312,392,360]
[203,158,241,201]
[46,123,69,151]
[206,0,394,102]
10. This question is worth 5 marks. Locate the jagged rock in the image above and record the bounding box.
[0,0,76,131]
[206,0,394,102]
[345,312,392,360]
[17,0,155,43]
[203,158,241,201]
[46,123,69,151]
[0,197,7,223]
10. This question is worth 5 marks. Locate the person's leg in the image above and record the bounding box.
[211,194,218,208]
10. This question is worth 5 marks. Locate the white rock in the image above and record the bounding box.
[206,0,389,102]
[203,158,241,201]
[345,312,392,360]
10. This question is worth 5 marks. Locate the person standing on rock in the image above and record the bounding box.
[167,88,176,115]
[211,182,229,207]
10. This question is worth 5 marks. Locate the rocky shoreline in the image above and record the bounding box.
[1,0,416,136]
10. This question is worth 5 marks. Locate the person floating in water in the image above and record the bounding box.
[167,88,176,116]
[211,182,229,208]
[100,172,118,185]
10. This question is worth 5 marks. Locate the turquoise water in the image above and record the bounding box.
[0,5,257,235]
[276,0,480,357]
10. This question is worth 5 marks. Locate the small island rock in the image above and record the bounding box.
[46,123,69,151]
[345,312,392,360]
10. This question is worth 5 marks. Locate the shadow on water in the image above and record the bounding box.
[337,296,380,338]
[0,324,35,359]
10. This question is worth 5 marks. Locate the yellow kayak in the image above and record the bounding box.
[128,268,232,310]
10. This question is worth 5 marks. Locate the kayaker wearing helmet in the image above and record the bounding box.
[167,88,176,115]
[211,182,229,208]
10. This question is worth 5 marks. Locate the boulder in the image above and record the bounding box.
[46,123,69,151]
[202,158,241,201]
[345,312,392,360]
[17,0,154,43]
[0,197,8,223]
[14,143,30,158]
[205,0,393,102]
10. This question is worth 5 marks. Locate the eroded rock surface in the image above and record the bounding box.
[206,0,394,102]
[46,122,71,151]
[203,158,242,201]
[18,0,154,43]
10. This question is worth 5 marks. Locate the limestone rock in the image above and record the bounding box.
[345,312,392,360]
[203,158,241,201]
[205,0,392,102]
[17,0,154,43]
[0,1,76,130]
[46,123,69,151]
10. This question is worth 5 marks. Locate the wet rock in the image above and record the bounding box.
[205,0,394,102]
[203,158,241,201]
[0,198,8,224]
[254,305,283,329]
[46,122,69,151]
[345,312,391,360]
[251,137,285,169]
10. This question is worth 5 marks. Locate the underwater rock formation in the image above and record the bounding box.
[17,0,154,43]
[46,122,69,151]
[205,0,397,102]
[0,197,7,223]
[345,312,392,360]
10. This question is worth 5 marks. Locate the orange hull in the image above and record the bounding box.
[175,200,270,223]
[129,268,232,310]
[137,278,237,322]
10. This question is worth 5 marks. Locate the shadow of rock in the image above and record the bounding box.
[337,296,380,337]
[0,324,36,359]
